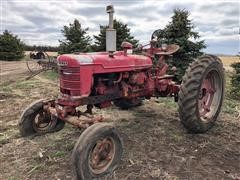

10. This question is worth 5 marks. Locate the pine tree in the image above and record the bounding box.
[0,30,25,61]
[230,62,240,100]
[58,19,91,54]
[156,9,206,81]
[93,19,138,51]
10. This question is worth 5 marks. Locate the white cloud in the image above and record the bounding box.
[1,0,239,54]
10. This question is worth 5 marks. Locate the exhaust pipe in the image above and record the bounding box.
[106,5,116,54]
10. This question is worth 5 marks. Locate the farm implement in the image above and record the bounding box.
[26,51,57,79]
[19,5,225,180]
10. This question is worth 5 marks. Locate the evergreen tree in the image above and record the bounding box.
[58,19,91,54]
[93,19,138,51]
[24,45,59,52]
[156,9,206,81]
[0,30,25,61]
[230,62,240,100]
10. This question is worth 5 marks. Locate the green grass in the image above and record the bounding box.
[222,97,239,114]
[0,134,9,145]
[156,97,178,109]
[7,176,18,180]
[0,80,15,92]
[169,132,184,142]
[27,162,45,176]
[14,80,40,89]
[222,72,240,114]
[51,151,66,158]
[0,78,41,94]
[42,71,58,81]
[0,85,13,93]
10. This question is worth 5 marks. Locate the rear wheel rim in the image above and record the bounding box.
[198,70,222,121]
[89,137,115,175]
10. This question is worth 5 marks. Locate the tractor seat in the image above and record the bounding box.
[121,42,133,49]
[121,42,133,55]
[156,44,180,55]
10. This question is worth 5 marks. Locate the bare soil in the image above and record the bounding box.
[0,61,239,180]
[0,61,31,82]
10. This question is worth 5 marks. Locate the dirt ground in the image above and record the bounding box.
[0,60,239,180]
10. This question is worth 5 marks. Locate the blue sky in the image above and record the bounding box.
[1,0,239,55]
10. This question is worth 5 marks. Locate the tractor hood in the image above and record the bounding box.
[57,51,152,73]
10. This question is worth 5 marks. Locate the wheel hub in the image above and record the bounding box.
[32,111,57,132]
[198,70,222,121]
[89,137,115,174]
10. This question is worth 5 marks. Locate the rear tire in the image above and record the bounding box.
[72,123,123,180]
[19,99,65,137]
[178,55,224,133]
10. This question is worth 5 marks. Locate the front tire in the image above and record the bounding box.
[72,123,123,180]
[178,55,224,133]
[19,99,65,137]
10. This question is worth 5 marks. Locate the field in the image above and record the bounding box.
[0,57,240,180]
[24,51,58,57]
[219,56,240,72]
[219,56,240,66]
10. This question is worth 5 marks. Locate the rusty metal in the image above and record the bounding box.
[26,51,57,80]
[63,115,103,128]
[43,100,103,128]
[89,137,115,174]
[198,70,222,121]
[32,105,58,133]
[25,5,184,130]
[41,39,182,130]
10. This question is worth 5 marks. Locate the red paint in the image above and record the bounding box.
[56,43,180,111]
[198,73,216,117]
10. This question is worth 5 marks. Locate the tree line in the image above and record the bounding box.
[231,62,240,100]
[0,19,139,59]
[58,19,139,54]
[25,45,59,52]
[0,9,206,82]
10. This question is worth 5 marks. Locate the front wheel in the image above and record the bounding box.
[19,99,65,137]
[178,55,225,133]
[72,123,123,180]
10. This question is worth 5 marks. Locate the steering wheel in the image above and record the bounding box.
[151,29,169,48]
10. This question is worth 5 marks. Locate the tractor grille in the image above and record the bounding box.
[61,81,80,89]
[59,67,81,95]
[60,67,80,81]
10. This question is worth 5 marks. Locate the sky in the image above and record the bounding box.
[1,0,239,55]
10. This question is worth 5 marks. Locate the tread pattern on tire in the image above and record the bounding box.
[178,55,224,133]
[19,99,65,137]
[72,123,123,180]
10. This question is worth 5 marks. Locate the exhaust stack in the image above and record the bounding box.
[106,5,116,53]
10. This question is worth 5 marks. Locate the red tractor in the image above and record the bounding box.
[19,5,224,180]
